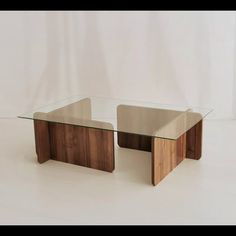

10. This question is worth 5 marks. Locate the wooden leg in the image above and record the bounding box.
[49,123,115,172]
[186,120,202,160]
[34,120,51,164]
[117,132,151,152]
[34,121,115,172]
[152,134,186,186]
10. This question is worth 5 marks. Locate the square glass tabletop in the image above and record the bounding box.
[18,95,212,140]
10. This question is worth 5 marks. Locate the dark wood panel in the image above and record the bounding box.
[152,134,186,186]
[49,123,115,172]
[34,120,51,164]
[186,120,202,160]
[117,132,151,152]
[49,123,67,163]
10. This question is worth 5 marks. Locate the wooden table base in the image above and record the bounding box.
[34,120,202,186]
[34,120,115,172]
[118,120,202,186]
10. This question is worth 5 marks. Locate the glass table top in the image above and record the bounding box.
[18,95,212,140]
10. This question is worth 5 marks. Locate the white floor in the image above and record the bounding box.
[0,118,236,225]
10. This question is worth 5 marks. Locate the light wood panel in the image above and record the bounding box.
[47,97,92,120]
[117,104,182,138]
[152,134,186,186]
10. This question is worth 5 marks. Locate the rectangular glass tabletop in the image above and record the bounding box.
[18,95,212,140]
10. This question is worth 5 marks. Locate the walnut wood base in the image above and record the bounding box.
[152,134,186,185]
[34,119,202,185]
[118,120,203,186]
[34,120,115,172]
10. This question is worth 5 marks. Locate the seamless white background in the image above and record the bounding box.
[0,11,235,118]
[1,11,236,225]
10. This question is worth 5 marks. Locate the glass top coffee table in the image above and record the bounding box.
[19,95,212,186]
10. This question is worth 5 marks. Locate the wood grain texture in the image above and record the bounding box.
[117,132,151,152]
[49,123,115,172]
[186,120,202,160]
[34,120,51,164]
[152,133,186,186]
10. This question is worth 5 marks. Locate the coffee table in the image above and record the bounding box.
[19,96,211,186]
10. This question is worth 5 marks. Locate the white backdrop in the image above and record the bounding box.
[0,11,236,119]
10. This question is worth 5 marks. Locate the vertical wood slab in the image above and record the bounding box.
[117,132,151,152]
[176,133,186,165]
[49,123,67,163]
[186,120,202,160]
[34,120,51,164]
[49,123,115,172]
[152,134,186,186]
[87,128,114,171]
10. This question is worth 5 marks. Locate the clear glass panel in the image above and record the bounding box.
[18,95,212,140]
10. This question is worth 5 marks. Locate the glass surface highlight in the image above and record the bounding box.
[18,95,212,140]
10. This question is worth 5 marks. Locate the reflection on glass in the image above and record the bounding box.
[19,96,212,140]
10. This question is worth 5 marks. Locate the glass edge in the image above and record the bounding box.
[18,116,177,140]
[18,96,213,141]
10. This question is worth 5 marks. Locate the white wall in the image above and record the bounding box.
[0,11,235,118]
